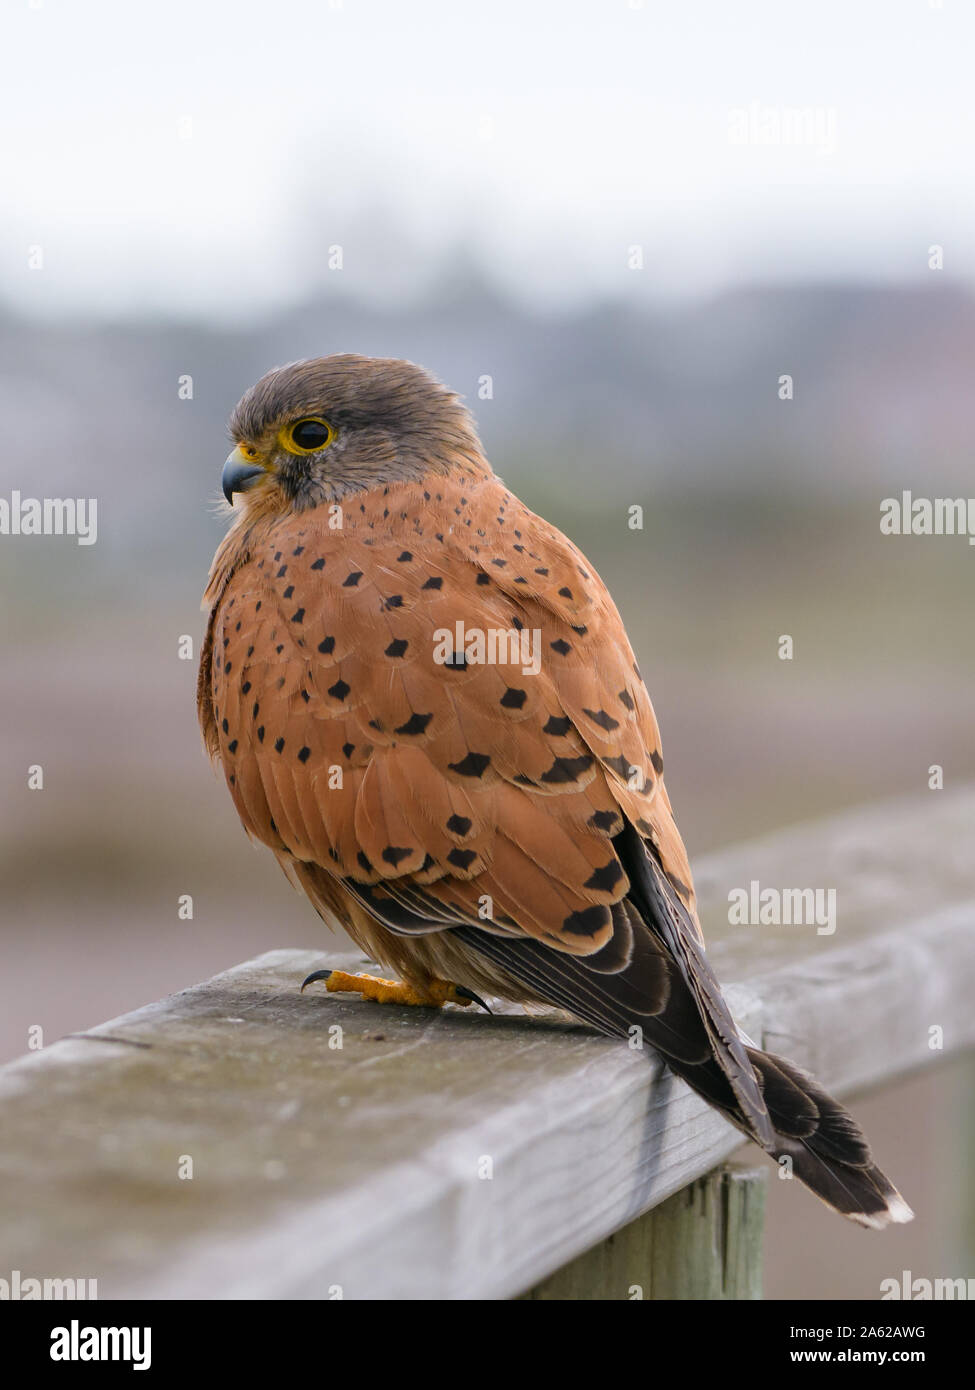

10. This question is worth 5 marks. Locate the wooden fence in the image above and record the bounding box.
[1,788,972,1299]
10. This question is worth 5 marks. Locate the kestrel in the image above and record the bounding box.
[199,355,912,1228]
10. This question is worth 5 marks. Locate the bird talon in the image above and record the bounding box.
[452,985,493,1014]
[300,969,487,1010]
[300,969,333,993]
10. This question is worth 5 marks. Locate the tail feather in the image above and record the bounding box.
[745,1047,913,1228]
[617,826,913,1228]
[460,920,915,1228]
[453,822,915,1229]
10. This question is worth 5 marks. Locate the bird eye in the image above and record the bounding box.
[281,417,335,454]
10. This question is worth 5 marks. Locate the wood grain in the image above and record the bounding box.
[0,787,971,1299]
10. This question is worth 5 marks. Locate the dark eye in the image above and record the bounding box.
[281,416,335,454]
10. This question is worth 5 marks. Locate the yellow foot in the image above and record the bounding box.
[300,968,490,1011]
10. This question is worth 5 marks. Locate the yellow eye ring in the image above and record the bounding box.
[279,416,336,455]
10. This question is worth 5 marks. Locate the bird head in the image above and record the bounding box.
[221,354,485,514]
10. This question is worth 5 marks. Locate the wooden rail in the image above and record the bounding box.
[1,788,973,1299]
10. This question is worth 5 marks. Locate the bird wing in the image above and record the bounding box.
[201,468,770,1142]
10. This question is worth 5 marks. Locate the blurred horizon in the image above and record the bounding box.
[4,0,975,321]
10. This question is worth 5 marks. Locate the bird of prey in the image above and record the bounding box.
[199,354,912,1228]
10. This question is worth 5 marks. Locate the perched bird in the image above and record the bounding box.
[200,354,912,1228]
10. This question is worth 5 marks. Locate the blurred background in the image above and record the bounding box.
[1,0,972,1298]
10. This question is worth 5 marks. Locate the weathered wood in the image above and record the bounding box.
[696,787,975,1094]
[0,949,763,1300]
[0,787,972,1300]
[521,1163,767,1300]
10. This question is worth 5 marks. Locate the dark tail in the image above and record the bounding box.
[741,1045,913,1228]
[618,823,914,1228]
[457,822,915,1229]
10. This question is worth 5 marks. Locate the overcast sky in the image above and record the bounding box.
[3,0,974,320]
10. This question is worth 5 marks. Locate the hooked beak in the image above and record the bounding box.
[222,446,267,504]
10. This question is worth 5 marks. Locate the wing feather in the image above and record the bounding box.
[200,469,767,1140]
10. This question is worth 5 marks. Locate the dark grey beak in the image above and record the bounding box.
[222,450,265,503]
